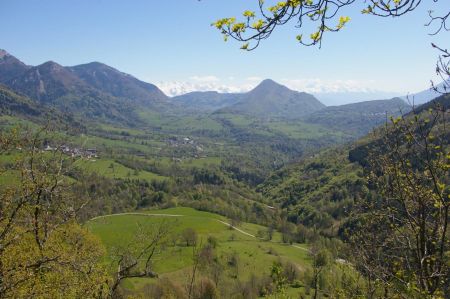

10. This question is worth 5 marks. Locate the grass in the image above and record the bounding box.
[0,115,38,129]
[86,207,310,295]
[266,121,346,140]
[215,113,256,127]
[94,123,147,137]
[0,169,21,187]
[0,152,22,164]
[75,158,168,181]
[71,134,164,155]
[138,110,224,134]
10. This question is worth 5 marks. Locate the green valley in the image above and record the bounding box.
[0,46,448,298]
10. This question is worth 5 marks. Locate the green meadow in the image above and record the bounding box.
[87,207,311,294]
[75,158,168,181]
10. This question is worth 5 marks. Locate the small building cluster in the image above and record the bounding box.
[166,136,207,159]
[166,136,196,147]
[43,144,98,159]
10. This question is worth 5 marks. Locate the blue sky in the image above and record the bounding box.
[1,0,447,101]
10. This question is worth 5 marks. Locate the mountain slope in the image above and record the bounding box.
[0,84,84,129]
[4,61,138,125]
[218,79,325,119]
[304,98,410,136]
[259,145,364,235]
[6,61,89,103]
[404,81,448,105]
[260,95,449,236]
[410,92,450,113]
[171,91,242,112]
[0,51,174,125]
[0,50,30,83]
[0,84,47,118]
[69,62,168,106]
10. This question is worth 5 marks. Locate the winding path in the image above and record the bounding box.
[216,220,257,238]
[89,212,308,252]
[90,212,183,221]
[216,220,308,252]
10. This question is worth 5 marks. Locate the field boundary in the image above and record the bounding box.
[89,211,309,252]
[90,212,183,221]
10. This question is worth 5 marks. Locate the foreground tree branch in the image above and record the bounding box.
[349,101,449,297]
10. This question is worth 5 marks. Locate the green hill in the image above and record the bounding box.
[217,79,325,120]
[0,84,84,129]
[304,97,411,136]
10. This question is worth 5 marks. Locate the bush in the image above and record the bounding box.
[144,278,187,299]
[181,228,198,247]
[194,277,219,299]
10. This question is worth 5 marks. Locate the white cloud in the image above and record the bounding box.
[157,80,256,97]
[279,78,380,94]
[156,75,263,96]
[155,75,398,98]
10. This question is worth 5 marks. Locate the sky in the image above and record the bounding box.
[0,0,448,104]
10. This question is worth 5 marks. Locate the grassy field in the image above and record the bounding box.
[86,207,310,295]
[138,110,225,134]
[0,115,38,129]
[75,158,168,181]
[265,121,341,139]
[71,134,164,155]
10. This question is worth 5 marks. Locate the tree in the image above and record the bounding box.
[349,102,449,297]
[214,0,449,92]
[0,126,108,298]
[194,278,219,299]
[109,221,171,296]
[270,261,288,296]
[181,227,198,247]
[309,244,331,299]
[214,0,448,49]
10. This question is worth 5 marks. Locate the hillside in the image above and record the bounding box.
[411,93,450,113]
[69,62,168,106]
[0,51,170,125]
[260,94,449,239]
[217,79,325,119]
[404,80,448,105]
[258,146,365,236]
[304,97,410,136]
[171,91,242,112]
[0,84,47,118]
[0,49,30,83]
[0,84,84,129]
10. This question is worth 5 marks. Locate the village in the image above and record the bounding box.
[166,136,208,161]
[43,143,99,159]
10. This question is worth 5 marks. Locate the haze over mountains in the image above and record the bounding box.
[0,49,439,136]
[403,80,448,105]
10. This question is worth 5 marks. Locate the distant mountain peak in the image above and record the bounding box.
[216,78,325,119]
[260,78,277,85]
[39,60,65,70]
[0,50,30,83]
[255,79,286,90]
[0,49,10,59]
[77,61,114,69]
